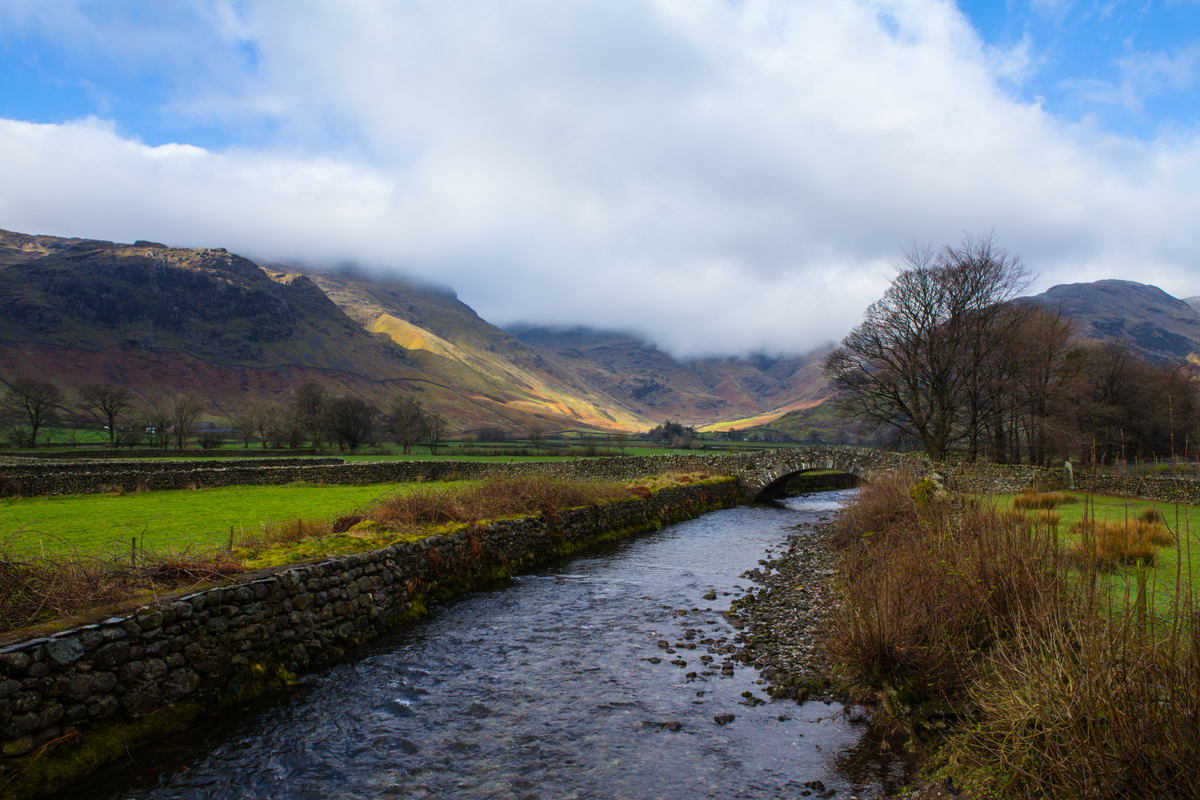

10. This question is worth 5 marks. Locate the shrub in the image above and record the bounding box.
[956,597,1199,798]
[0,535,241,632]
[833,476,1199,799]
[1140,506,1166,525]
[1011,488,1077,510]
[831,493,1063,702]
[367,475,630,534]
[1071,518,1175,566]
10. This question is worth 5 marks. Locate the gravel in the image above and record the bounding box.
[723,517,840,702]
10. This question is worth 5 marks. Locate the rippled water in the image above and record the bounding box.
[58,489,911,799]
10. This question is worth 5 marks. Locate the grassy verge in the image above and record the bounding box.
[0,482,456,555]
[831,474,1198,799]
[1,471,722,633]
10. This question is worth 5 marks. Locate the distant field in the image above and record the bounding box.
[1,482,462,556]
[9,440,770,461]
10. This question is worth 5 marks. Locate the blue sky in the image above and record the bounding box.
[4,3,1197,147]
[960,0,1200,139]
[1,1,1199,356]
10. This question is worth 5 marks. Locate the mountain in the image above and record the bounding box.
[1027,279,1200,364]
[508,325,834,431]
[0,229,832,433]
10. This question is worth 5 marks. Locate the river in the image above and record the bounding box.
[54,489,911,799]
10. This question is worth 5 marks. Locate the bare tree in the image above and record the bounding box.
[388,396,427,454]
[824,235,1030,461]
[612,430,628,454]
[142,395,173,449]
[3,379,63,447]
[425,412,448,455]
[1000,303,1080,465]
[170,394,204,450]
[252,402,283,449]
[227,405,257,448]
[278,406,307,449]
[528,424,545,455]
[293,383,328,448]
[78,383,135,447]
[322,396,377,454]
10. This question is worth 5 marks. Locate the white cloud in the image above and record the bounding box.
[2,0,1200,357]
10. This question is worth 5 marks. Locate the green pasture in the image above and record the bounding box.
[994,490,1200,610]
[0,481,462,556]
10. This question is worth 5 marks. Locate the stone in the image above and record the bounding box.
[87,694,120,719]
[38,703,64,728]
[33,725,62,746]
[44,638,85,669]
[662,720,682,731]
[91,672,118,693]
[116,661,145,684]
[12,692,40,713]
[0,652,31,675]
[0,712,39,738]
[163,669,201,701]
[714,713,736,725]
[93,642,130,670]
[119,685,162,719]
[77,630,104,651]
[61,675,92,703]
[135,610,164,631]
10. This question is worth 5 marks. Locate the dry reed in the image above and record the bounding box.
[832,473,1199,799]
[366,475,632,534]
[0,534,241,632]
[1011,488,1077,510]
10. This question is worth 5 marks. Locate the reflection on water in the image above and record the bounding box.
[56,489,912,799]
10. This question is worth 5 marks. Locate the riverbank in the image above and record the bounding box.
[726,517,839,702]
[728,500,974,800]
[0,480,740,800]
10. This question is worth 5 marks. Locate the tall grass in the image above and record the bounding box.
[830,473,1064,702]
[1011,487,1078,509]
[366,474,632,534]
[0,534,241,632]
[831,472,1199,798]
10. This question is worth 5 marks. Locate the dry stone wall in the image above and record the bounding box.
[0,480,739,798]
[0,448,901,498]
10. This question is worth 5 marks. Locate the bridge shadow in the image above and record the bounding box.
[753,469,859,502]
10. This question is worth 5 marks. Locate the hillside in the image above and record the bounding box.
[0,229,836,434]
[0,230,635,432]
[7,228,1200,438]
[508,325,835,430]
[1028,279,1200,364]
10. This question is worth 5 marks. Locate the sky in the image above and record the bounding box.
[0,1,1198,358]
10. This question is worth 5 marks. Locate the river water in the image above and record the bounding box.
[57,489,911,800]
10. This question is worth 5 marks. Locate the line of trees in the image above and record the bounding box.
[0,378,469,456]
[825,234,1200,465]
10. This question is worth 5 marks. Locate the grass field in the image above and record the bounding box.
[995,490,1200,607]
[0,481,463,556]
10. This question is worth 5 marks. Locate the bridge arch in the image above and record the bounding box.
[731,446,922,502]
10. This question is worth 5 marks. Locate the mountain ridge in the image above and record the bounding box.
[2,228,1196,436]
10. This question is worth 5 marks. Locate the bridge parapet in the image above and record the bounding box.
[731,446,925,501]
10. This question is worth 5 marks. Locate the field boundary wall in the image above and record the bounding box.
[0,480,740,798]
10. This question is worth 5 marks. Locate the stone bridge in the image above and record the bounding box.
[731,446,925,501]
